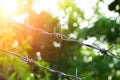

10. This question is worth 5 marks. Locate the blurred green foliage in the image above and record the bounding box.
[0,0,120,80]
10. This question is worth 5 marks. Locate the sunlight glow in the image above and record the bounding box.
[83,37,96,45]
[53,41,61,47]
[12,40,19,48]
[0,0,18,15]
[36,52,42,60]
[103,0,114,5]
[69,32,78,39]
[75,0,97,19]
[108,75,112,80]
[83,56,93,63]
[99,1,119,18]
[11,13,29,23]
[32,0,58,14]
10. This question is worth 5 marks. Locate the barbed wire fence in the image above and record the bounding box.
[10,19,120,59]
[0,48,84,80]
[0,18,120,80]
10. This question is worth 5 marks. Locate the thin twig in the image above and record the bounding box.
[0,48,84,80]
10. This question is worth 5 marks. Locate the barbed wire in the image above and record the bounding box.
[9,19,120,59]
[0,48,84,80]
[0,18,120,80]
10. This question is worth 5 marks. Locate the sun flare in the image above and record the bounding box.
[32,0,58,14]
[0,0,58,23]
[0,0,18,15]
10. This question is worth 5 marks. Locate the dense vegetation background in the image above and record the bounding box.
[0,0,120,80]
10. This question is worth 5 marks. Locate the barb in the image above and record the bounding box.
[108,44,115,51]
[8,19,120,59]
[0,48,84,80]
